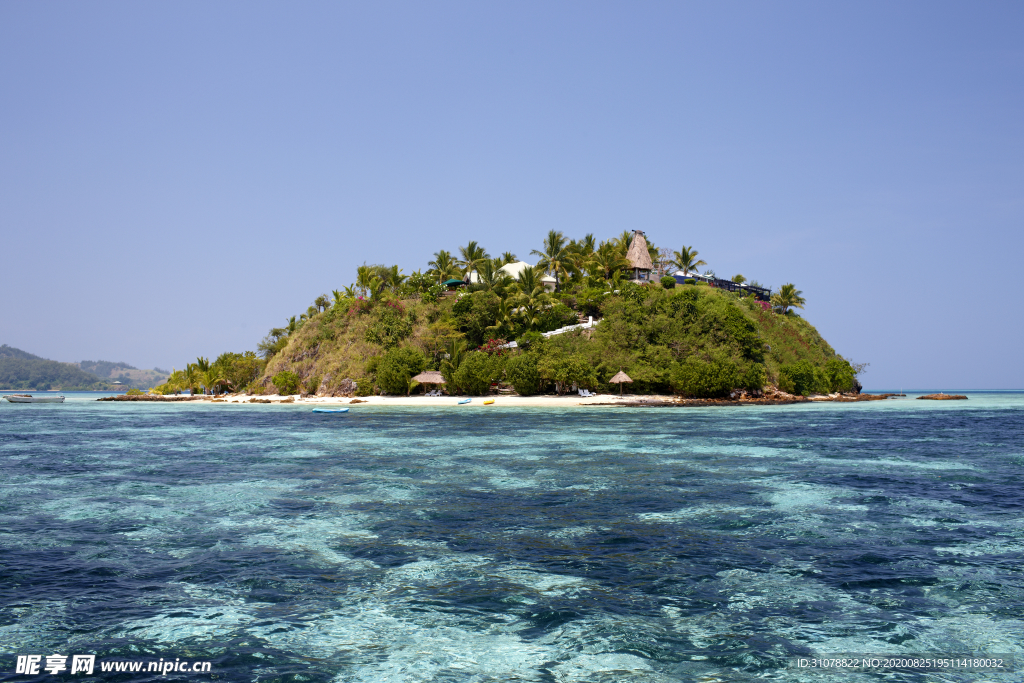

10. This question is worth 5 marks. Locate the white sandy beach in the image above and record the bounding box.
[202,393,648,407]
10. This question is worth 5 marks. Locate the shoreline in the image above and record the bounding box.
[97,391,897,407]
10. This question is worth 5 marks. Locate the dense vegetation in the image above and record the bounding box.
[156,230,860,398]
[0,345,116,390]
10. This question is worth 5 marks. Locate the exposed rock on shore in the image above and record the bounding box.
[917,393,968,400]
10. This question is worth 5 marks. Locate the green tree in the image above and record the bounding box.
[530,229,571,290]
[823,357,856,393]
[375,347,428,395]
[771,283,806,315]
[440,338,469,386]
[552,355,597,394]
[512,267,552,331]
[731,274,746,284]
[452,351,501,395]
[779,360,823,395]
[505,353,541,395]
[587,242,628,281]
[499,251,518,265]
[428,250,460,283]
[457,241,490,280]
[671,246,707,276]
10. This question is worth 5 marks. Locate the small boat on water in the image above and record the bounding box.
[3,394,65,404]
[312,407,349,413]
[483,399,495,405]
[457,398,471,405]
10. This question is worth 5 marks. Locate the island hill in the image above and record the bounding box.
[153,230,863,402]
[0,345,169,391]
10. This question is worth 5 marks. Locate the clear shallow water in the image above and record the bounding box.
[1,393,1023,682]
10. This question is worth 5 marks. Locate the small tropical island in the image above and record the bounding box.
[144,230,867,404]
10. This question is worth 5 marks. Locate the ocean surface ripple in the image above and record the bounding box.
[1,394,1023,682]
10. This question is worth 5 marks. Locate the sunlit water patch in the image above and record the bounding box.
[1,393,1023,681]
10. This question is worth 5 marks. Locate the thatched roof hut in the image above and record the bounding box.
[411,370,445,384]
[625,231,653,281]
[609,370,633,396]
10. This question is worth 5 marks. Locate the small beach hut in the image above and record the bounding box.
[609,370,633,396]
[411,370,446,395]
[625,231,653,282]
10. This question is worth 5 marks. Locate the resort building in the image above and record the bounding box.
[497,261,557,291]
[625,230,654,282]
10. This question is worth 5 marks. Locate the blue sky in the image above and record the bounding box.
[2,2,1022,389]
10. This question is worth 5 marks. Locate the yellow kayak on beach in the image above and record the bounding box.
[483,399,495,405]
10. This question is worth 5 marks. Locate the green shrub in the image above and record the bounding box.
[452,351,500,395]
[823,357,856,393]
[779,360,824,396]
[552,354,597,393]
[505,353,541,395]
[742,364,768,392]
[126,388,144,396]
[537,303,579,333]
[365,301,412,348]
[355,379,374,396]
[670,357,738,398]
[375,347,427,395]
[660,276,676,289]
[272,371,301,395]
[516,331,544,349]
[684,278,696,285]
[305,375,321,394]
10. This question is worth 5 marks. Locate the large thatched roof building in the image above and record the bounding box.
[625,230,653,282]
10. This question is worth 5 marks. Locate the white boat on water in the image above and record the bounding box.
[2,394,65,404]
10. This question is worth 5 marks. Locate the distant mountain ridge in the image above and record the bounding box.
[0,344,44,361]
[78,359,167,389]
[0,345,169,391]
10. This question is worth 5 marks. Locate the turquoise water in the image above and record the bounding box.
[1,393,1023,681]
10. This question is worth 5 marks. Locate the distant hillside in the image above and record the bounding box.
[79,360,167,389]
[0,357,114,391]
[0,344,43,361]
[0,345,169,391]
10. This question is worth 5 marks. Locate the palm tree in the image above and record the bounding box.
[201,366,228,395]
[771,283,806,315]
[615,230,633,253]
[314,294,330,312]
[731,274,746,284]
[499,251,518,265]
[486,298,516,338]
[514,265,542,294]
[531,230,570,290]
[457,241,489,280]
[384,265,407,291]
[671,246,707,276]
[183,363,201,395]
[511,266,552,330]
[476,260,513,292]
[331,290,347,306]
[428,250,459,284]
[356,265,374,296]
[367,276,386,300]
[440,338,468,387]
[588,242,628,281]
[577,233,596,257]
